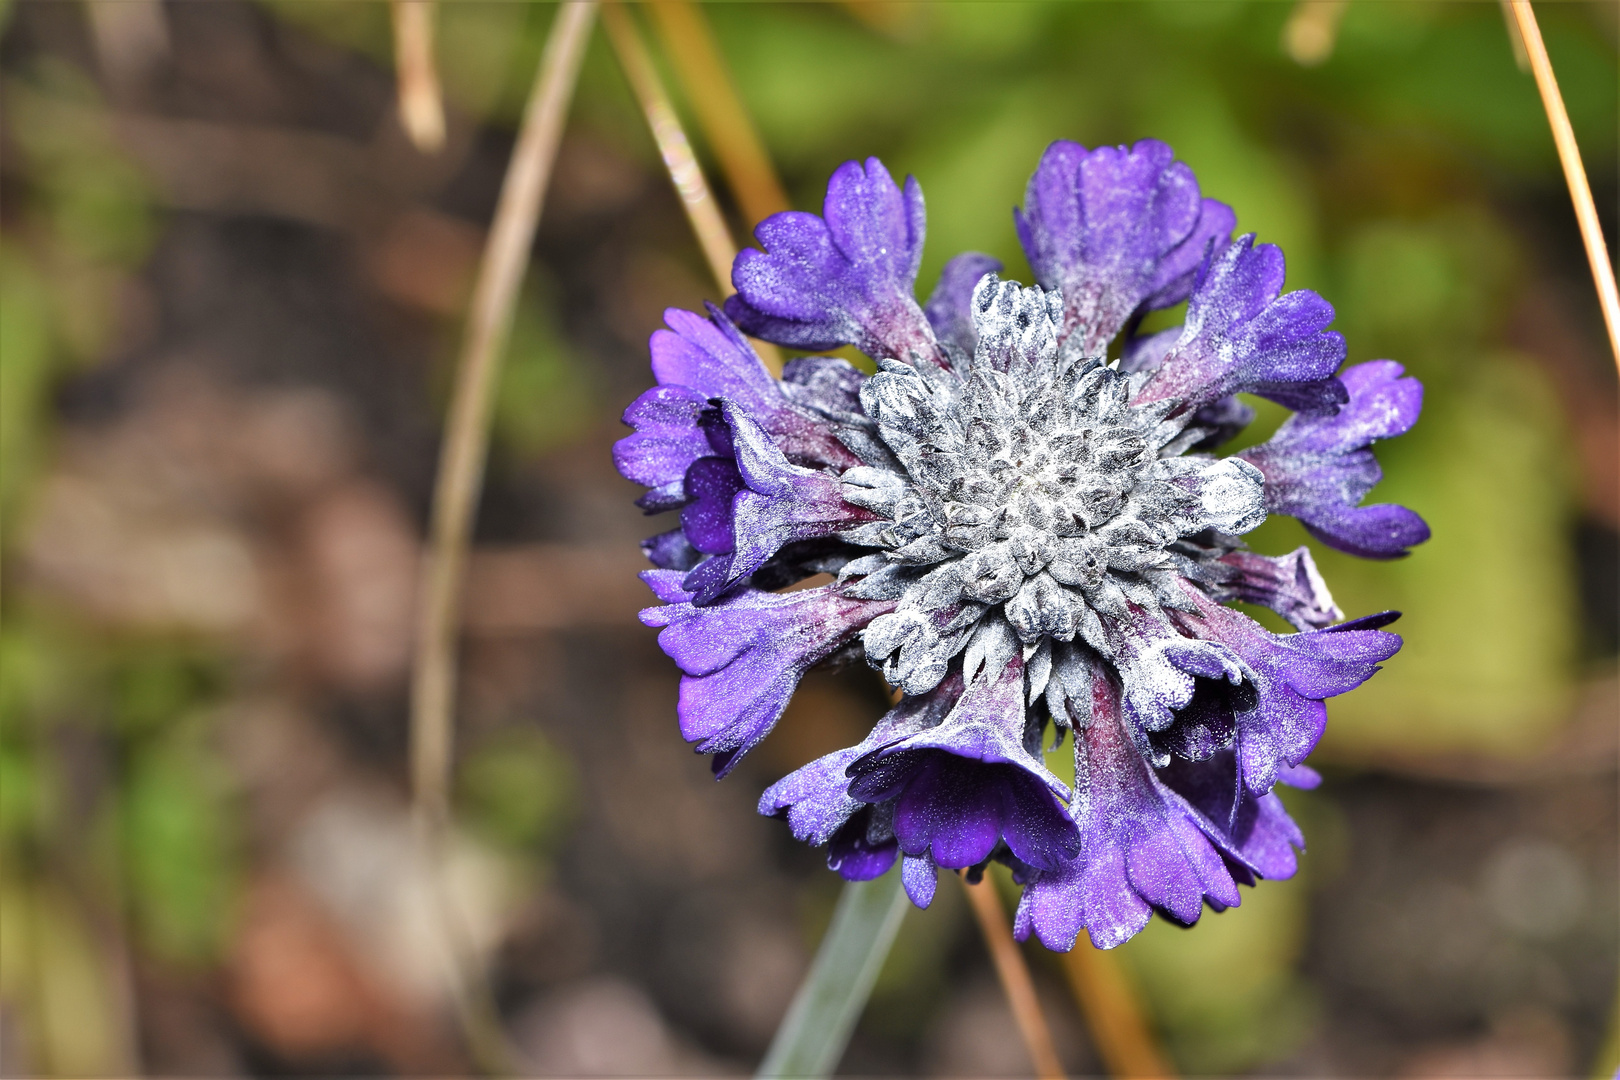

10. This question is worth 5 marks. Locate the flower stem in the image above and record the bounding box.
[756,869,910,1079]
[1507,0,1620,370]
[391,0,446,153]
[961,870,1067,1080]
[1059,938,1175,1079]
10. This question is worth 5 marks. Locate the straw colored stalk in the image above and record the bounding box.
[601,1,780,374]
[391,0,447,153]
[961,871,1068,1080]
[1506,1,1620,370]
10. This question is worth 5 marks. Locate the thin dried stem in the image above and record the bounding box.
[411,0,594,827]
[647,0,791,225]
[601,6,734,288]
[408,4,595,1070]
[959,871,1067,1080]
[1059,940,1175,1079]
[1281,0,1348,67]
[1497,0,1531,73]
[391,0,447,153]
[603,2,781,374]
[1507,1,1620,370]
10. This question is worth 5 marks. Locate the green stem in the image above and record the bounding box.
[757,868,909,1079]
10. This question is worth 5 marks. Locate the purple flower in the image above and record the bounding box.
[618,139,1428,948]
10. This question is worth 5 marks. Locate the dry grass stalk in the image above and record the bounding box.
[960,870,1067,1080]
[1059,939,1176,1078]
[391,0,447,153]
[1507,1,1620,369]
[647,0,792,225]
[602,2,781,374]
[407,10,597,1070]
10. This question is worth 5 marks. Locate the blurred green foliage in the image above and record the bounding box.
[1,50,236,1074]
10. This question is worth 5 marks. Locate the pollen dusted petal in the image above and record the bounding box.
[847,652,1078,871]
[1239,360,1430,559]
[1181,596,1402,793]
[643,584,897,776]
[1016,138,1235,358]
[1135,235,1349,415]
[726,158,945,368]
[924,252,1004,357]
[1015,676,1239,951]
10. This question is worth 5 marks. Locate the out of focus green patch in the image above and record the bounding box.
[457,727,578,857]
[116,721,241,963]
[493,276,595,459]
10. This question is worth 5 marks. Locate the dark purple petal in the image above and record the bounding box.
[1015,139,1234,357]
[1159,748,1305,882]
[1135,235,1348,414]
[680,456,745,555]
[1014,675,1239,951]
[1181,596,1402,793]
[1239,361,1429,559]
[726,158,945,368]
[847,653,1078,871]
[759,674,962,845]
[1208,546,1343,631]
[827,808,899,881]
[642,529,702,571]
[641,584,897,776]
[681,405,880,604]
[923,252,1003,356]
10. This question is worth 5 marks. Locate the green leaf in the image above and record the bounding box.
[757,868,909,1079]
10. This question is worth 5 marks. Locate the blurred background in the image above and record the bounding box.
[0,1,1615,1076]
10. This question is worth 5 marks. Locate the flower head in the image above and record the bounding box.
[618,140,1426,949]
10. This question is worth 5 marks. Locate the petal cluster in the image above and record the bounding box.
[617,140,1427,949]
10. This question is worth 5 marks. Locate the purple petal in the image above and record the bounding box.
[726,158,945,368]
[902,855,938,908]
[1135,235,1348,414]
[759,674,962,845]
[681,405,880,604]
[1208,546,1344,631]
[827,808,899,881]
[642,584,897,776]
[923,252,1003,356]
[847,653,1078,871]
[1239,362,1430,559]
[680,456,745,555]
[1015,675,1238,951]
[642,529,702,571]
[613,384,712,497]
[1180,596,1402,793]
[1159,748,1306,882]
[656,305,860,471]
[1015,139,1234,357]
